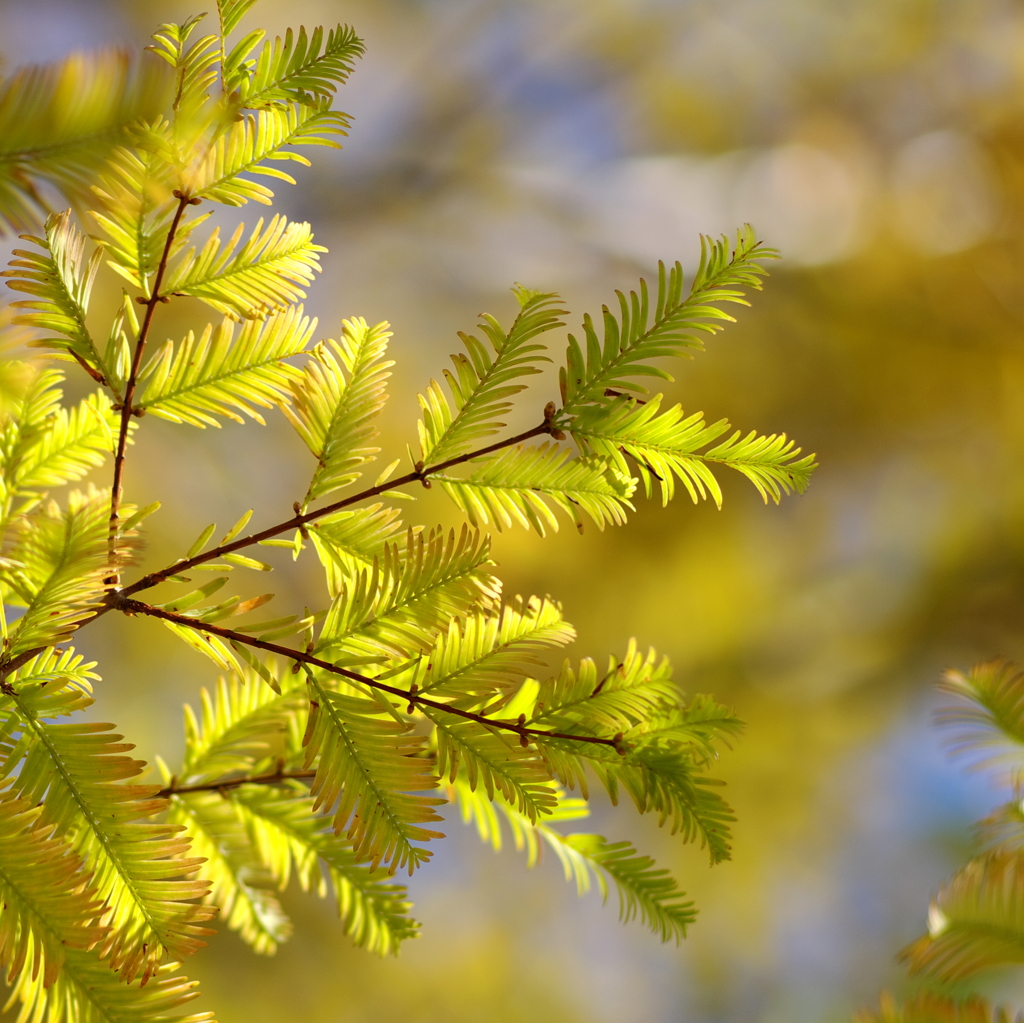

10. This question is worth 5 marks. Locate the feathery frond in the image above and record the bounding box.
[558,227,775,413]
[137,305,313,427]
[11,391,119,494]
[0,367,123,526]
[0,650,215,982]
[302,674,446,872]
[2,211,110,379]
[308,505,407,596]
[901,851,1024,982]
[9,953,215,1023]
[0,51,170,234]
[431,717,559,821]
[569,395,814,506]
[452,775,590,859]
[532,642,741,758]
[89,130,200,296]
[392,595,573,703]
[163,669,418,954]
[185,103,350,207]
[162,215,325,321]
[230,785,419,954]
[316,526,499,663]
[178,667,303,782]
[1,490,118,658]
[435,442,635,536]
[0,366,66,512]
[937,661,1024,771]
[531,644,679,734]
[449,779,694,942]
[700,428,816,504]
[218,0,259,39]
[552,834,696,942]
[526,644,741,862]
[537,734,737,862]
[240,25,365,108]
[283,318,393,505]
[0,782,107,988]
[418,288,564,466]
[160,668,299,956]
[167,791,291,956]
[148,16,220,124]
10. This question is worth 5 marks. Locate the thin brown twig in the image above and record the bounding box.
[111,595,624,753]
[0,415,565,682]
[120,417,558,598]
[107,190,195,583]
[159,768,317,798]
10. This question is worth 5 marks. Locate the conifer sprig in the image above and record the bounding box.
[162,214,324,321]
[283,318,393,507]
[450,780,696,942]
[417,287,564,466]
[2,211,109,383]
[0,2,820,1014]
[107,594,631,754]
[238,25,365,108]
[0,782,108,988]
[556,227,776,414]
[0,651,216,984]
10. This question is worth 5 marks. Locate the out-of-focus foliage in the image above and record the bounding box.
[847,663,1024,1021]
[855,991,1021,1023]
[899,665,1024,987]
[0,50,171,234]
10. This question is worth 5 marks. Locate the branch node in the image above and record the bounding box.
[542,401,566,440]
[517,712,531,748]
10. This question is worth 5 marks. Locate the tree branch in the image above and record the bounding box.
[119,414,560,599]
[159,768,317,798]
[111,594,625,753]
[0,411,567,683]
[106,190,196,584]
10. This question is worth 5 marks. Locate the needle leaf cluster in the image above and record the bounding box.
[0,3,816,1021]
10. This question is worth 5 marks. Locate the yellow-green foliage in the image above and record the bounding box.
[848,662,1024,1021]
[0,2,816,1022]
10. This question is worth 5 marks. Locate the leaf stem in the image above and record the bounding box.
[111,594,624,753]
[106,190,193,583]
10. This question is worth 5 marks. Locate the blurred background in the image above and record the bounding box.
[3,0,1024,1020]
